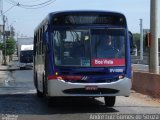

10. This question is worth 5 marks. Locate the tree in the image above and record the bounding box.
[6,38,16,56]
[133,33,140,42]
[0,37,16,61]
[0,42,4,51]
[133,33,140,51]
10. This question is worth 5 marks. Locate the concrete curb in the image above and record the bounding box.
[132,71,160,99]
[0,68,19,71]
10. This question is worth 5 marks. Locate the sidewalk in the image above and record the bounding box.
[0,60,19,71]
[0,64,9,71]
[0,60,19,85]
[0,64,9,85]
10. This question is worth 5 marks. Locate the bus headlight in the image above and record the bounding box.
[55,72,59,76]
[118,75,124,79]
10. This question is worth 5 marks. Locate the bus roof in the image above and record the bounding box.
[34,10,126,33]
[49,10,125,17]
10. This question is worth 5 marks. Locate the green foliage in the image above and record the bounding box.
[133,33,140,41]
[133,33,140,50]
[0,37,16,56]
[0,42,3,50]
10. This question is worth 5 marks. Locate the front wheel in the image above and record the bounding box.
[104,96,116,107]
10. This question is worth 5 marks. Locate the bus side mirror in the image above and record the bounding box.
[129,31,137,56]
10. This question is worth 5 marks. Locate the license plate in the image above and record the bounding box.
[85,86,98,91]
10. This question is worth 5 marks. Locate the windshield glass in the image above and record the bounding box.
[20,50,33,56]
[20,50,33,63]
[53,28,125,67]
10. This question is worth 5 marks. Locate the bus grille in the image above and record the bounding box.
[20,57,33,63]
[63,88,119,94]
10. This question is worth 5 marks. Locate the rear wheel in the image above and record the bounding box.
[104,96,116,107]
[35,73,43,98]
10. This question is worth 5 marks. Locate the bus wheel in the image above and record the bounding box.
[104,96,116,107]
[43,74,47,97]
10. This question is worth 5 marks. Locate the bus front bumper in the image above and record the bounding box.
[47,77,132,97]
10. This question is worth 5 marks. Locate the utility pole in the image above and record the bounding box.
[0,0,2,14]
[1,0,7,65]
[140,19,143,61]
[149,0,159,74]
[2,15,7,65]
[0,0,7,65]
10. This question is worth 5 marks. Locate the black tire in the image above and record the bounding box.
[34,73,37,88]
[104,96,116,107]
[34,72,43,98]
[42,74,47,96]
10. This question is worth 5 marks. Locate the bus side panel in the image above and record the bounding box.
[125,29,132,79]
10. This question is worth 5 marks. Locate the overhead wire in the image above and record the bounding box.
[20,1,56,9]
[22,0,43,4]
[19,0,55,7]
[3,5,17,14]
[20,0,56,9]
[6,0,18,6]
[5,0,56,9]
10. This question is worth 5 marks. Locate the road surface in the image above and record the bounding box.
[0,69,160,120]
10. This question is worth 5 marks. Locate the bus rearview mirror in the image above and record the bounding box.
[129,31,137,56]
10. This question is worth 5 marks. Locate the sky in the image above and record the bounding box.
[1,0,160,37]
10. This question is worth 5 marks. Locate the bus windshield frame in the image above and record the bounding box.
[52,13,126,27]
[52,27,126,67]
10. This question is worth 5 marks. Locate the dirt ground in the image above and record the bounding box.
[131,90,160,105]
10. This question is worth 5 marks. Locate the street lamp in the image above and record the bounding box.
[2,15,7,65]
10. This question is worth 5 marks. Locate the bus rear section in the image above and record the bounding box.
[34,11,132,107]
[19,50,33,69]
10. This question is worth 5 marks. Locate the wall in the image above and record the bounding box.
[132,71,160,99]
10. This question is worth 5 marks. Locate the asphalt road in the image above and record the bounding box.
[0,69,160,120]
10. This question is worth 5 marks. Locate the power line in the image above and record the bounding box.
[22,0,43,4]
[6,0,17,6]
[6,0,56,9]
[9,0,53,7]
[3,4,18,14]
[20,0,56,9]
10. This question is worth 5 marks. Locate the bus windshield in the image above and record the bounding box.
[53,28,125,67]
[20,50,33,63]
